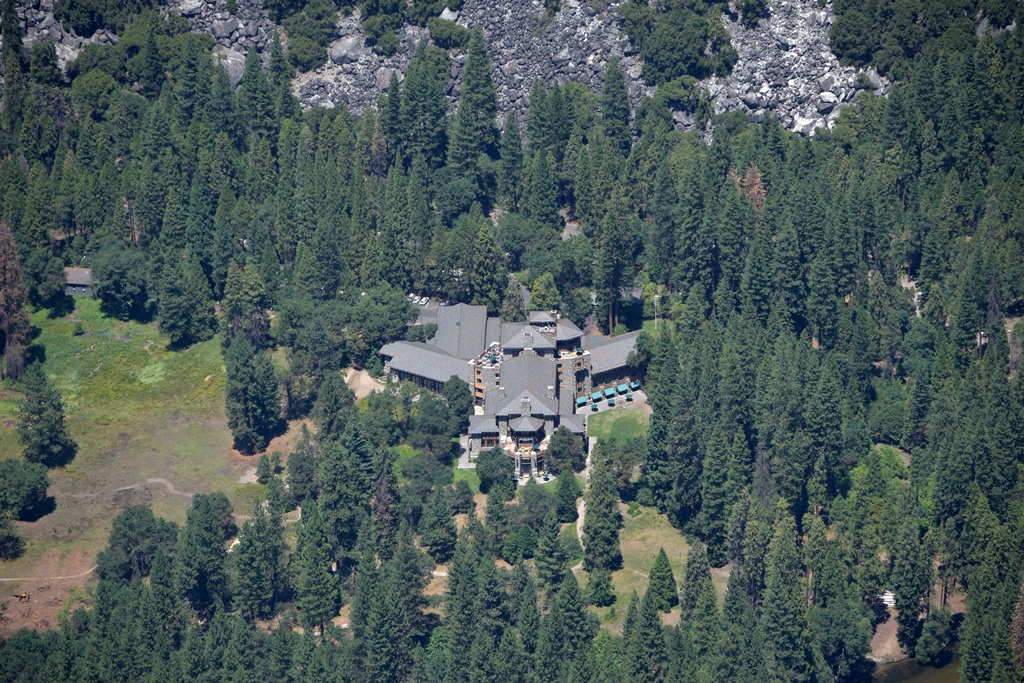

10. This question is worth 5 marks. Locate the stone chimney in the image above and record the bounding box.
[520,397,530,416]
[546,385,555,400]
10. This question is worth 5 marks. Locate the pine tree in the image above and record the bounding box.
[445,529,481,682]
[498,114,524,207]
[718,568,770,683]
[680,541,711,620]
[524,151,560,232]
[760,504,810,683]
[467,221,506,310]
[601,57,631,155]
[318,440,363,551]
[804,356,843,506]
[557,570,592,660]
[0,221,30,378]
[238,48,275,141]
[594,185,634,331]
[587,568,616,607]
[448,93,481,178]
[890,490,931,653]
[17,363,77,467]
[225,335,280,453]
[175,494,230,616]
[582,453,622,572]
[485,484,512,554]
[185,170,214,274]
[401,43,450,168]
[1,0,23,130]
[648,547,679,612]
[519,574,540,652]
[535,510,566,588]
[420,486,457,562]
[234,501,285,622]
[649,157,679,286]
[294,499,338,633]
[312,371,355,442]
[364,565,413,683]
[625,587,668,683]
[159,252,215,348]
[692,578,722,666]
[555,471,581,523]
[139,24,164,97]
[534,603,566,683]
[373,447,400,562]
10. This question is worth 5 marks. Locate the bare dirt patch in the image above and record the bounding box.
[345,368,384,400]
[0,547,96,637]
[869,608,905,663]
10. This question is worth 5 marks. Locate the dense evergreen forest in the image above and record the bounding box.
[2,0,1024,680]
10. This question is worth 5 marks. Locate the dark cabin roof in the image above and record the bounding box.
[468,415,499,435]
[510,415,545,432]
[559,413,587,434]
[65,267,92,286]
[527,310,558,324]
[501,323,557,351]
[427,304,489,359]
[499,354,557,397]
[380,341,472,383]
[584,331,642,375]
[489,389,559,418]
[554,318,583,341]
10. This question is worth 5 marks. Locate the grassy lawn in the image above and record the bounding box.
[573,504,729,631]
[587,406,650,443]
[453,466,481,495]
[0,298,247,582]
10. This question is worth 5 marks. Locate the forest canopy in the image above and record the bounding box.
[0,0,1023,681]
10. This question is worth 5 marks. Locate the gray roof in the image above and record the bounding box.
[490,389,559,417]
[380,341,472,383]
[502,323,557,351]
[485,317,502,347]
[428,304,489,359]
[559,413,586,434]
[510,415,545,432]
[527,310,558,324]
[499,354,557,397]
[584,331,641,375]
[65,267,92,286]
[555,318,583,341]
[468,415,499,435]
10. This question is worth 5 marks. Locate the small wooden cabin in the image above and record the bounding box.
[65,267,93,296]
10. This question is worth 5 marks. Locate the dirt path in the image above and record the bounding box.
[61,477,194,500]
[0,566,97,582]
[571,446,595,572]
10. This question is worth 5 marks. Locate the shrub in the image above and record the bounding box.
[427,17,470,50]
[288,36,327,72]
[476,447,514,494]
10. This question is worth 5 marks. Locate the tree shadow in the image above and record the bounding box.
[18,496,57,523]
[24,341,46,366]
[46,295,75,319]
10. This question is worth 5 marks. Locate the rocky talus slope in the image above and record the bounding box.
[3,0,888,135]
[705,0,889,134]
[295,0,647,123]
